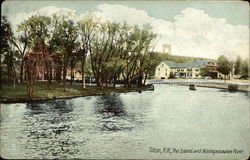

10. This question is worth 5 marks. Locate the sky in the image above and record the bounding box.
[2,0,249,59]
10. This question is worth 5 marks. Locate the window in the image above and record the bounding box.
[187,68,192,71]
[181,69,184,71]
[195,68,199,71]
[177,69,180,71]
[196,73,199,76]
[165,73,168,76]
[166,69,167,72]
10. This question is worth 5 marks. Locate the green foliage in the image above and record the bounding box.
[216,55,232,76]
[1,16,19,84]
[240,60,249,79]
[25,15,51,50]
[2,12,159,92]
[234,56,241,75]
[199,67,210,77]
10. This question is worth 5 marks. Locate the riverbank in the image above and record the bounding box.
[0,83,153,103]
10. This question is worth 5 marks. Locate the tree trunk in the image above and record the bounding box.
[113,77,116,88]
[96,73,100,86]
[143,72,148,86]
[101,82,104,90]
[138,73,143,87]
[128,77,131,88]
[63,67,67,92]
[81,61,86,89]
[20,60,24,83]
[63,56,67,92]
[48,61,52,89]
[12,65,16,87]
[70,63,73,85]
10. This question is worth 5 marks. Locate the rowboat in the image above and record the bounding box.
[189,84,197,90]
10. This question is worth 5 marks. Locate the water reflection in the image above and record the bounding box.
[94,95,126,118]
[21,99,81,159]
[94,95,134,132]
[26,100,73,115]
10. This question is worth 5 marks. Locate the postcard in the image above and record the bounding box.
[1,0,249,159]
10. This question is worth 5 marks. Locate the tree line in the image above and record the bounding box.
[1,14,163,96]
[200,55,249,79]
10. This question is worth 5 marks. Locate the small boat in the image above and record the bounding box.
[189,84,197,90]
[146,84,154,90]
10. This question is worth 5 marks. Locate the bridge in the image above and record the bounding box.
[148,79,250,91]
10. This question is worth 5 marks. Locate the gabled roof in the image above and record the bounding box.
[162,61,178,68]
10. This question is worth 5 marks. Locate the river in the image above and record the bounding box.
[1,85,249,159]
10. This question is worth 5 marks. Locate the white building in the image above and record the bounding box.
[155,60,217,79]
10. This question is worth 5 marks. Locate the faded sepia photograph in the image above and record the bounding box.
[0,0,249,159]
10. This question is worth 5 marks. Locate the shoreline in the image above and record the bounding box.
[0,86,154,104]
[1,82,249,104]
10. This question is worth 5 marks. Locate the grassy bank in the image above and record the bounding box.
[0,82,153,103]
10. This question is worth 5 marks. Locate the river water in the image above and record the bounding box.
[1,85,249,159]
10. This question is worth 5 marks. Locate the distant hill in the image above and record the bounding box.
[161,53,214,64]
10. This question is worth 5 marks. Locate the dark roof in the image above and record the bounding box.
[162,60,214,69]
[162,61,178,68]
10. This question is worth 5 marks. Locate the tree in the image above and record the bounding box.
[78,15,98,89]
[240,60,249,79]
[14,20,30,83]
[25,15,52,88]
[234,56,241,75]
[1,16,19,86]
[200,67,210,77]
[51,15,78,91]
[216,55,232,79]
[134,24,157,87]
[24,51,50,97]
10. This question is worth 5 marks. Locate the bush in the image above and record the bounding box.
[228,84,238,91]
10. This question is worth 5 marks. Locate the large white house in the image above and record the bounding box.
[155,59,217,79]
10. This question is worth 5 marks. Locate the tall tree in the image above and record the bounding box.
[1,16,19,86]
[14,20,30,83]
[25,15,52,88]
[217,55,232,79]
[51,15,78,91]
[234,56,241,75]
[78,15,98,89]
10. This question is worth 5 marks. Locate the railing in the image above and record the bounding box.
[148,79,250,88]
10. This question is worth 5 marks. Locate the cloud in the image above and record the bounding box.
[7,6,83,33]
[6,4,249,59]
[94,4,249,59]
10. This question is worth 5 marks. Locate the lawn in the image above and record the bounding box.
[1,82,152,102]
